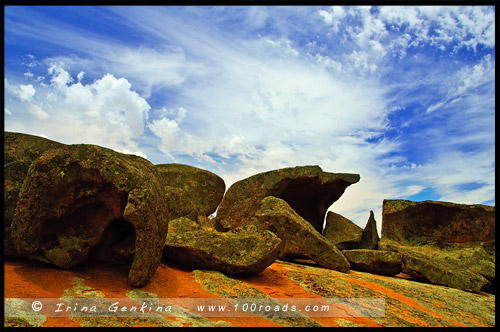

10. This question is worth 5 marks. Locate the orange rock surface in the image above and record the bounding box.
[4,258,495,327]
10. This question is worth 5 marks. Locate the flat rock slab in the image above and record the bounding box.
[249,196,350,272]
[10,143,169,288]
[323,211,363,250]
[163,217,282,275]
[156,163,225,218]
[342,249,402,276]
[216,165,359,232]
[4,258,495,327]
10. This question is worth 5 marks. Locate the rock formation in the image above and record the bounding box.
[4,132,65,256]
[215,165,359,232]
[322,211,363,250]
[249,196,350,272]
[400,248,490,293]
[358,210,380,250]
[381,199,495,247]
[163,217,282,275]
[342,249,402,276]
[10,142,169,288]
[156,163,225,218]
[379,199,495,292]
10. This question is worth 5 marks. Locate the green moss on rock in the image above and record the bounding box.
[322,211,363,250]
[164,217,282,275]
[342,249,402,276]
[156,164,225,218]
[215,165,359,232]
[11,141,169,288]
[4,132,66,257]
[249,196,350,272]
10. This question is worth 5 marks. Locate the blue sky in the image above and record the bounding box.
[4,6,495,230]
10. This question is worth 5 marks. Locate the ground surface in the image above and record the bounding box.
[4,258,495,327]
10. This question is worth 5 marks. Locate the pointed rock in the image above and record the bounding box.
[358,211,379,250]
[215,165,359,232]
[323,211,363,250]
[249,196,350,272]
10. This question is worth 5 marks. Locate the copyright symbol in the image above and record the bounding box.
[32,301,43,311]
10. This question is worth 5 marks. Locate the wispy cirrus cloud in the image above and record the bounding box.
[4,6,495,231]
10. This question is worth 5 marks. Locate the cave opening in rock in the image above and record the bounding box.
[88,217,136,265]
[37,181,129,268]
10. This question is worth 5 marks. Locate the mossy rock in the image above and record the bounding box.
[11,142,169,287]
[380,199,495,290]
[322,211,363,250]
[400,249,490,293]
[156,163,225,218]
[249,196,350,272]
[342,249,402,276]
[4,132,66,256]
[164,217,282,275]
[215,165,359,232]
[358,210,379,250]
[381,199,495,246]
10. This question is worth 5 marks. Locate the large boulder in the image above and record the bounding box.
[155,163,225,218]
[342,249,402,276]
[322,211,363,250]
[380,199,495,290]
[249,196,350,272]
[163,217,282,275]
[10,143,169,288]
[4,132,65,256]
[358,210,379,250]
[381,199,495,247]
[215,166,359,232]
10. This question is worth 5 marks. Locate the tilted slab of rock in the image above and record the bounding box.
[4,132,66,257]
[322,211,363,250]
[249,196,350,272]
[156,163,225,218]
[381,199,495,247]
[163,217,282,275]
[358,210,380,250]
[215,165,359,232]
[342,249,402,276]
[401,248,491,293]
[11,143,169,288]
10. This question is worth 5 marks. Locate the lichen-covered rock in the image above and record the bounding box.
[11,143,169,288]
[358,211,379,250]
[163,217,282,275]
[381,199,495,247]
[400,249,490,293]
[156,163,225,218]
[163,185,197,221]
[4,132,66,257]
[342,249,402,276]
[249,196,350,272]
[380,199,495,291]
[322,211,363,250]
[215,165,359,232]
